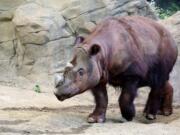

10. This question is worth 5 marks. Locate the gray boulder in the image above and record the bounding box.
[0,0,157,88]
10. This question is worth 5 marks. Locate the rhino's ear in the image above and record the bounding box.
[74,36,85,45]
[89,44,101,56]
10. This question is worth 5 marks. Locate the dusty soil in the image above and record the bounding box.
[0,85,180,135]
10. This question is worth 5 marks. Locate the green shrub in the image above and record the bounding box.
[149,0,180,19]
[34,84,41,93]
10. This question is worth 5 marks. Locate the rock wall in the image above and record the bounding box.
[160,12,180,105]
[0,0,156,88]
[1,0,180,105]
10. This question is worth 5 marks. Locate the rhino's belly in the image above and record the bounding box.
[108,72,149,88]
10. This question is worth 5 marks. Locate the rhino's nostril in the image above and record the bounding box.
[55,83,60,88]
[56,81,64,88]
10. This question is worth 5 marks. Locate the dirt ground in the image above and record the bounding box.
[0,85,180,135]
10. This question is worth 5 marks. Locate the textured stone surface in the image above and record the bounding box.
[160,12,180,51]
[0,0,180,106]
[160,12,180,104]
[0,0,25,11]
[0,0,156,88]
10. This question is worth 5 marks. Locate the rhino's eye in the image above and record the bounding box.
[78,68,84,76]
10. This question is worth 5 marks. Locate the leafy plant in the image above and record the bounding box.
[34,84,41,93]
[149,0,180,19]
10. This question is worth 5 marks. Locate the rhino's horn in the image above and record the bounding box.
[66,62,73,68]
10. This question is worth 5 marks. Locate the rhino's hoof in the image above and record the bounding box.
[157,109,172,116]
[163,110,172,116]
[146,114,156,120]
[157,110,163,115]
[119,117,128,123]
[87,115,105,123]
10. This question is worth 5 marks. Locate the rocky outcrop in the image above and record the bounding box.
[1,0,180,105]
[0,0,156,88]
[160,12,180,104]
[160,12,180,51]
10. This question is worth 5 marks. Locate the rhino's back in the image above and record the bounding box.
[84,16,177,87]
[99,16,176,73]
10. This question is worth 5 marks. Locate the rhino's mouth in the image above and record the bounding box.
[54,93,72,101]
[54,87,80,101]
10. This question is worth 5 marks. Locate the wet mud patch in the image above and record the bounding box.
[60,125,92,135]
[2,104,180,124]
[135,108,180,124]
[69,104,180,124]
[0,120,29,125]
[0,125,92,134]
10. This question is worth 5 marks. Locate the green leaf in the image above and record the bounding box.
[34,85,41,93]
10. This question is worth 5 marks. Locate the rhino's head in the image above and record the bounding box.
[54,37,102,101]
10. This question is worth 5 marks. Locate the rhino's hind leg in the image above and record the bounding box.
[144,87,162,120]
[119,77,139,121]
[144,81,173,120]
[158,81,173,116]
[88,84,108,123]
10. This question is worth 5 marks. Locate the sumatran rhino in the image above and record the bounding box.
[54,16,178,123]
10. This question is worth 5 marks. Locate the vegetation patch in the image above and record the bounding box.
[149,0,180,19]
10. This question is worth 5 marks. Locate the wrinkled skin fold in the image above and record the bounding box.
[54,16,178,123]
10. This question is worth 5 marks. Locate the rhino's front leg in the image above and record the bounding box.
[88,84,108,123]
